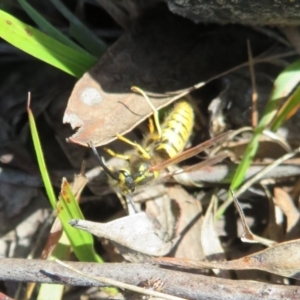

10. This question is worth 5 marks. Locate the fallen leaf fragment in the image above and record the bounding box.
[274,187,300,240]
[201,194,231,278]
[156,239,300,279]
[232,190,276,247]
[70,213,179,262]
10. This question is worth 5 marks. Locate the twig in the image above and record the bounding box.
[247,40,258,127]
[56,260,186,300]
[0,259,299,300]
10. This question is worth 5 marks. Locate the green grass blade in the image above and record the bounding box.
[271,85,300,131]
[0,9,97,77]
[220,60,300,218]
[270,60,300,131]
[27,99,57,209]
[270,59,300,107]
[28,96,102,263]
[57,178,103,262]
[17,0,89,54]
[49,0,107,57]
[28,99,67,299]
[229,60,300,192]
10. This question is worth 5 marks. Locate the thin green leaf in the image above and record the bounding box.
[222,60,300,218]
[0,9,97,77]
[28,96,102,263]
[229,61,300,192]
[27,97,57,209]
[49,0,106,57]
[18,0,89,54]
[58,178,103,262]
[271,85,300,131]
[269,59,300,131]
[270,59,300,105]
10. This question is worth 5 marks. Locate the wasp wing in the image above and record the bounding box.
[171,152,230,175]
[149,131,232,172]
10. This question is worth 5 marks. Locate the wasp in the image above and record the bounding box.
[92,88,229,196]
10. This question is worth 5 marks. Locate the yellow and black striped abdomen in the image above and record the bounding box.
[154,100,194,158]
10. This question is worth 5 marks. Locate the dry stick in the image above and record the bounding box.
[251,26,290,47]
[1,259,300,300]
[56,260,186,300]
[247,40,258,127]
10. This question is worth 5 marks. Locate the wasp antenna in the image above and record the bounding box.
[89,141,120,181]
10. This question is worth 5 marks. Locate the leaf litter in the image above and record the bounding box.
[3,3,300,300]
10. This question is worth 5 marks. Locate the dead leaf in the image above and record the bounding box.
[201,194,231,278]
[156,239,300,279]
[143,184,177,241]
[232,190,276,247]
[64,73,175,147]
[69,212,179,262]
[208,87,228,135]
[168,186,204,261]
[261,184,284,242]
[274,187,300,240]
[63,5,271,147]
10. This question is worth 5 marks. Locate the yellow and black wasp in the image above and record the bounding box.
[91,88,229,198]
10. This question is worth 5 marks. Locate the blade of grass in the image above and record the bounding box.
[17,0,89,54]
[27,94,57,209]
[269,59,300,104]
[269,59,300,131]
[0,9,97,77]
[229,59,300,193]
[270,59,300,131]
[57,178,102,262]
[270,85,300,131]
[49,0,107,57]
[27,93,102,263]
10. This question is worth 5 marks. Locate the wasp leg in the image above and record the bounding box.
[151,108,161,139]
[116,133,151,160]
[104,147,130,160]
[148,117,155,134]
[131,86,162,138]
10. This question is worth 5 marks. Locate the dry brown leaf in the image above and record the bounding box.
[201,193,231,278]
[63,5,271,147]
[274,187,300,240]
[156,239,300,279]
[261,184,284,242]
[64,73,174,147]
[232,190,276,247]
[167,186,204,261]
[69,212,179,262]
[143,184,177,242]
